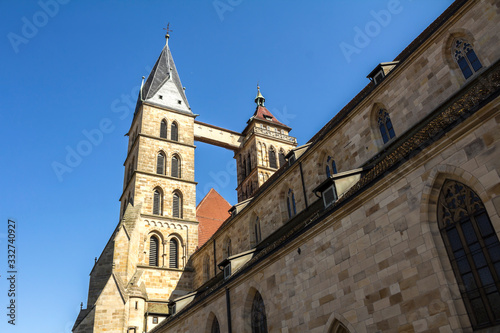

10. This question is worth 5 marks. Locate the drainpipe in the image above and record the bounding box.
[226,288,232,333]
[299,162,309,208]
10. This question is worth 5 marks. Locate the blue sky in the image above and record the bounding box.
[0,0,453,331]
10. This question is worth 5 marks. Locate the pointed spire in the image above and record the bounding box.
[255,85,265,106]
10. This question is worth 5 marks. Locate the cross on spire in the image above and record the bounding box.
[164,22,173,40]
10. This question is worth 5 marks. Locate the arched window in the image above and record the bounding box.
[251,291,268,333]
[157,152,165,175]
[211,316,220,333]
[438,180,500,329]
[153,188,163,215]
[254,217,262,245]
[287,189,297,219]
[242,157,247,178]
[149,236,159,267]
[160,120,167,138]
[171,155,180,178]
[169,238,179,268]
[329,320,349,333]
[377,109,395,144]
[171,122,178,141]
[279,149,286,168]
[269,147,277,169]
[172,192,182,218]
[452,38,482,80]
[326,156,338,177]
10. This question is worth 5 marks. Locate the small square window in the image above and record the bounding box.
[153,317,158,324]
[177,100,182,105]
[158,95,163,100]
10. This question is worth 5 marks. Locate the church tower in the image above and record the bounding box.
[235,87,297,201]
[73,33,199,333]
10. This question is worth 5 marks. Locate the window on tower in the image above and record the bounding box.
[149,235,159,267]
[171,155,180,178]
[172,191,182,218]
[169,238,179,268]
[269,147,277,169]
[157,152,166,175]
[153,188,163,215]
[160,120,167,139]
[171,122,179,141]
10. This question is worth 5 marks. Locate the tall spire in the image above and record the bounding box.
[255,85,265,106]
[137,29,191,114]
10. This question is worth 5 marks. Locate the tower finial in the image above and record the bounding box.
[255,84,265,107]
[163,22,173,44]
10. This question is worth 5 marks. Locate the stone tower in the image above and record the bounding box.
[73,34,199,333]
[235,87,297,201]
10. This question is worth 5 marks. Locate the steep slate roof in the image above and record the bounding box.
[136,38,191,114]
[196,189,232,247]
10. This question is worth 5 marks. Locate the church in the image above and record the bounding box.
[73,0,500,332]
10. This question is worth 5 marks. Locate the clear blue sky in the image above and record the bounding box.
[0,1,452,332]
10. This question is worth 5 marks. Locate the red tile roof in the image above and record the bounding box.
[196,188,232,247]
[253,106,289,128]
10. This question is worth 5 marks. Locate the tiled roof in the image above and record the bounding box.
[252,106,289,129]
[196,189,232,247]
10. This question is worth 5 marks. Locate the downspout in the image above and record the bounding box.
[226,288,233,333]
[213,239,217,277]
[299,162,309,208]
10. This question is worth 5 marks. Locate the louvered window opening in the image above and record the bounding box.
[269,148,277,169]
[438,180,500,329]
[169,239,178,268]
[279,152,286,168]
[251,292,268,333]
[173,193,181,218]
[160,120,167,138]
[171,123,178,141]
[171,156,179,178]
[153,190,161,215]
[157,153,165,175]
[149,236,159,266]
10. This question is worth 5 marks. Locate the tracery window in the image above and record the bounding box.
[377,109,395,144]
[160,120,167,138]
[157,152,165,175]
[438,180,500,329]
[153,188,163,215]
[171,122,178,141]
[326,156,338,177]
[269,147,277,169]
[169,238,179,268]
[452,38,482,80]
[287,189,297,219]
[251,291,268,333]
[149,236,159,267]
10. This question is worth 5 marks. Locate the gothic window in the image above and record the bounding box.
[172,192,182,218]
[171,122,178,141]
[210,316,220,333]
[287,189,297,219]
[242,157,247,178]
[377,109,395,144]
[149,236,159,267]
[452,38,482,80]
[157,152,165,175]
[160,120,167,139]
[269,147,277,169]
[153,188,163,215]
[326,156,338,177]
[251,291,268,333]
[171,155,180,178]
[254,217,262,245]
[438,180,500,329]
[329,320,349,333]
[169,238,179,268]
[279,149,286,168]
